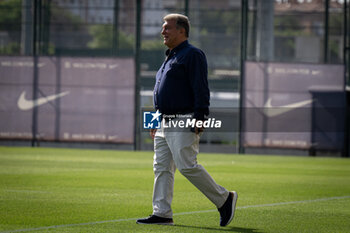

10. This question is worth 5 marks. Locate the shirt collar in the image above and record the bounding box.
[165,40,189,56]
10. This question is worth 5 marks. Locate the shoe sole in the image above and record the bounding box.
[222,191,238,227]
[136,221,174,226]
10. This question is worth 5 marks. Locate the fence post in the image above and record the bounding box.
[31,0,39,147]
[324,0,329,63]
[134,0,142,150]
[239,0,248,154]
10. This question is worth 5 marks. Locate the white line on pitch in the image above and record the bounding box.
[1,195,350,233]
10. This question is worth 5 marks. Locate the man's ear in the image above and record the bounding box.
[179,27,186,36]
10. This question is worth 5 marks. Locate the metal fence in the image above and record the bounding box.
[0,0,349,155]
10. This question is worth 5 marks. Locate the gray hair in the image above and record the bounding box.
[163,13,190,37]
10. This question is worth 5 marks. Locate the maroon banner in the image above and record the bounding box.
[0,56,135,143]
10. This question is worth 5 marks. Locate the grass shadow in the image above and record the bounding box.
[173,224,264,233]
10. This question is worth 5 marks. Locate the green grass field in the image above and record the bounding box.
[0,146,350,233]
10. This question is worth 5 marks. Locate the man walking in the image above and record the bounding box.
[137,13,237,227]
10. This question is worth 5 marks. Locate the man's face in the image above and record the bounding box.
[161,20,184,49]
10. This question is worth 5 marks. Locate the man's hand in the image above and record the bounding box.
[194,120,204,135]
[150,129,157,140]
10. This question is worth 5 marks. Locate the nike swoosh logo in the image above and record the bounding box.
[263,98,314,117]
[108,64,119,69]
[17,91,70,111]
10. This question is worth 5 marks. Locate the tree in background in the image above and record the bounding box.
[0,0,21,54]
[88,24,134,52]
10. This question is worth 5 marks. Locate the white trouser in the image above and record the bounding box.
[152,119,229,218]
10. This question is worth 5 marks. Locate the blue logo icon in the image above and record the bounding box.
[143,110,162,129]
